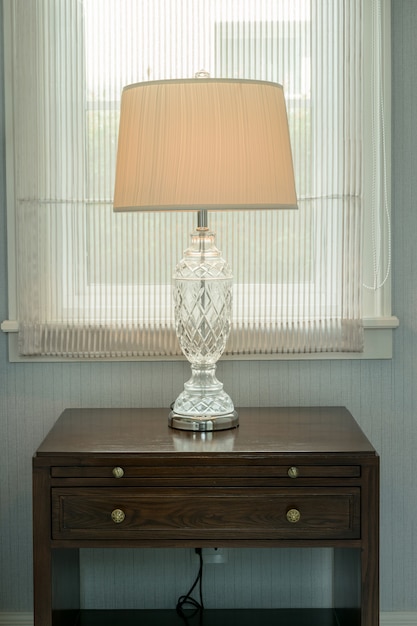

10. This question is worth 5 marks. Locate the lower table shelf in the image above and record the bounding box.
[53,608,361,626]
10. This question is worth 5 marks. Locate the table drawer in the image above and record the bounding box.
[52,487,360,541]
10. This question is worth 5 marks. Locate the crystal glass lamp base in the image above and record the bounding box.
[170,227,238,432]
[169,364,238,431]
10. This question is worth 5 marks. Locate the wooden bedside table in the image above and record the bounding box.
[33,406,379,626]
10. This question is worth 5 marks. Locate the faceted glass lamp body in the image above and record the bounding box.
[168,227,238,431]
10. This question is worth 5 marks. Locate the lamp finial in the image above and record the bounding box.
[195,69,210,79]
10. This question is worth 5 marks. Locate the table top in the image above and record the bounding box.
[35,406,377,457]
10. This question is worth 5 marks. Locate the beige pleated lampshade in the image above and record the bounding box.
[113,78,297,211]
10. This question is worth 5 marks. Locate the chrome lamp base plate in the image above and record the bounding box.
[168,410,239,432]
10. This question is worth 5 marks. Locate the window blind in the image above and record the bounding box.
[9,0,369,358]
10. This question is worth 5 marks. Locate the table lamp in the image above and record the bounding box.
[114,77,297,432]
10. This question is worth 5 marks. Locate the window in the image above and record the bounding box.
[1,0,397,360]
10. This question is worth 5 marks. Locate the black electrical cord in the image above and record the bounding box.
[176,548,204,623]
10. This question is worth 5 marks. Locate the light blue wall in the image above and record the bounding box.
[0,0,416,613]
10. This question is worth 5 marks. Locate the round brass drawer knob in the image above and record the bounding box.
[111,508,126,524]
[112,467,124,479]
[287,466,299,479]
[286,508,301,523]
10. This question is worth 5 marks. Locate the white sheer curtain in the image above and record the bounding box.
[9,0,367,357]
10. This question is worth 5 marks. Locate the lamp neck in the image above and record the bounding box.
[197,209,208,229]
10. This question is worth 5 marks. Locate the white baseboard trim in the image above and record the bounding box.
[0,611,416,626]
[380,614,417,626]
[0,615,33,626]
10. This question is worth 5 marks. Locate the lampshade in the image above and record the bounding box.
[113,78,297,212]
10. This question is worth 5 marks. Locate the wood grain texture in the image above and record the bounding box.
[52,487,360,541]
[36,406,376,456]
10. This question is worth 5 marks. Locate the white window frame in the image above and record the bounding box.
[1,0,398,362]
